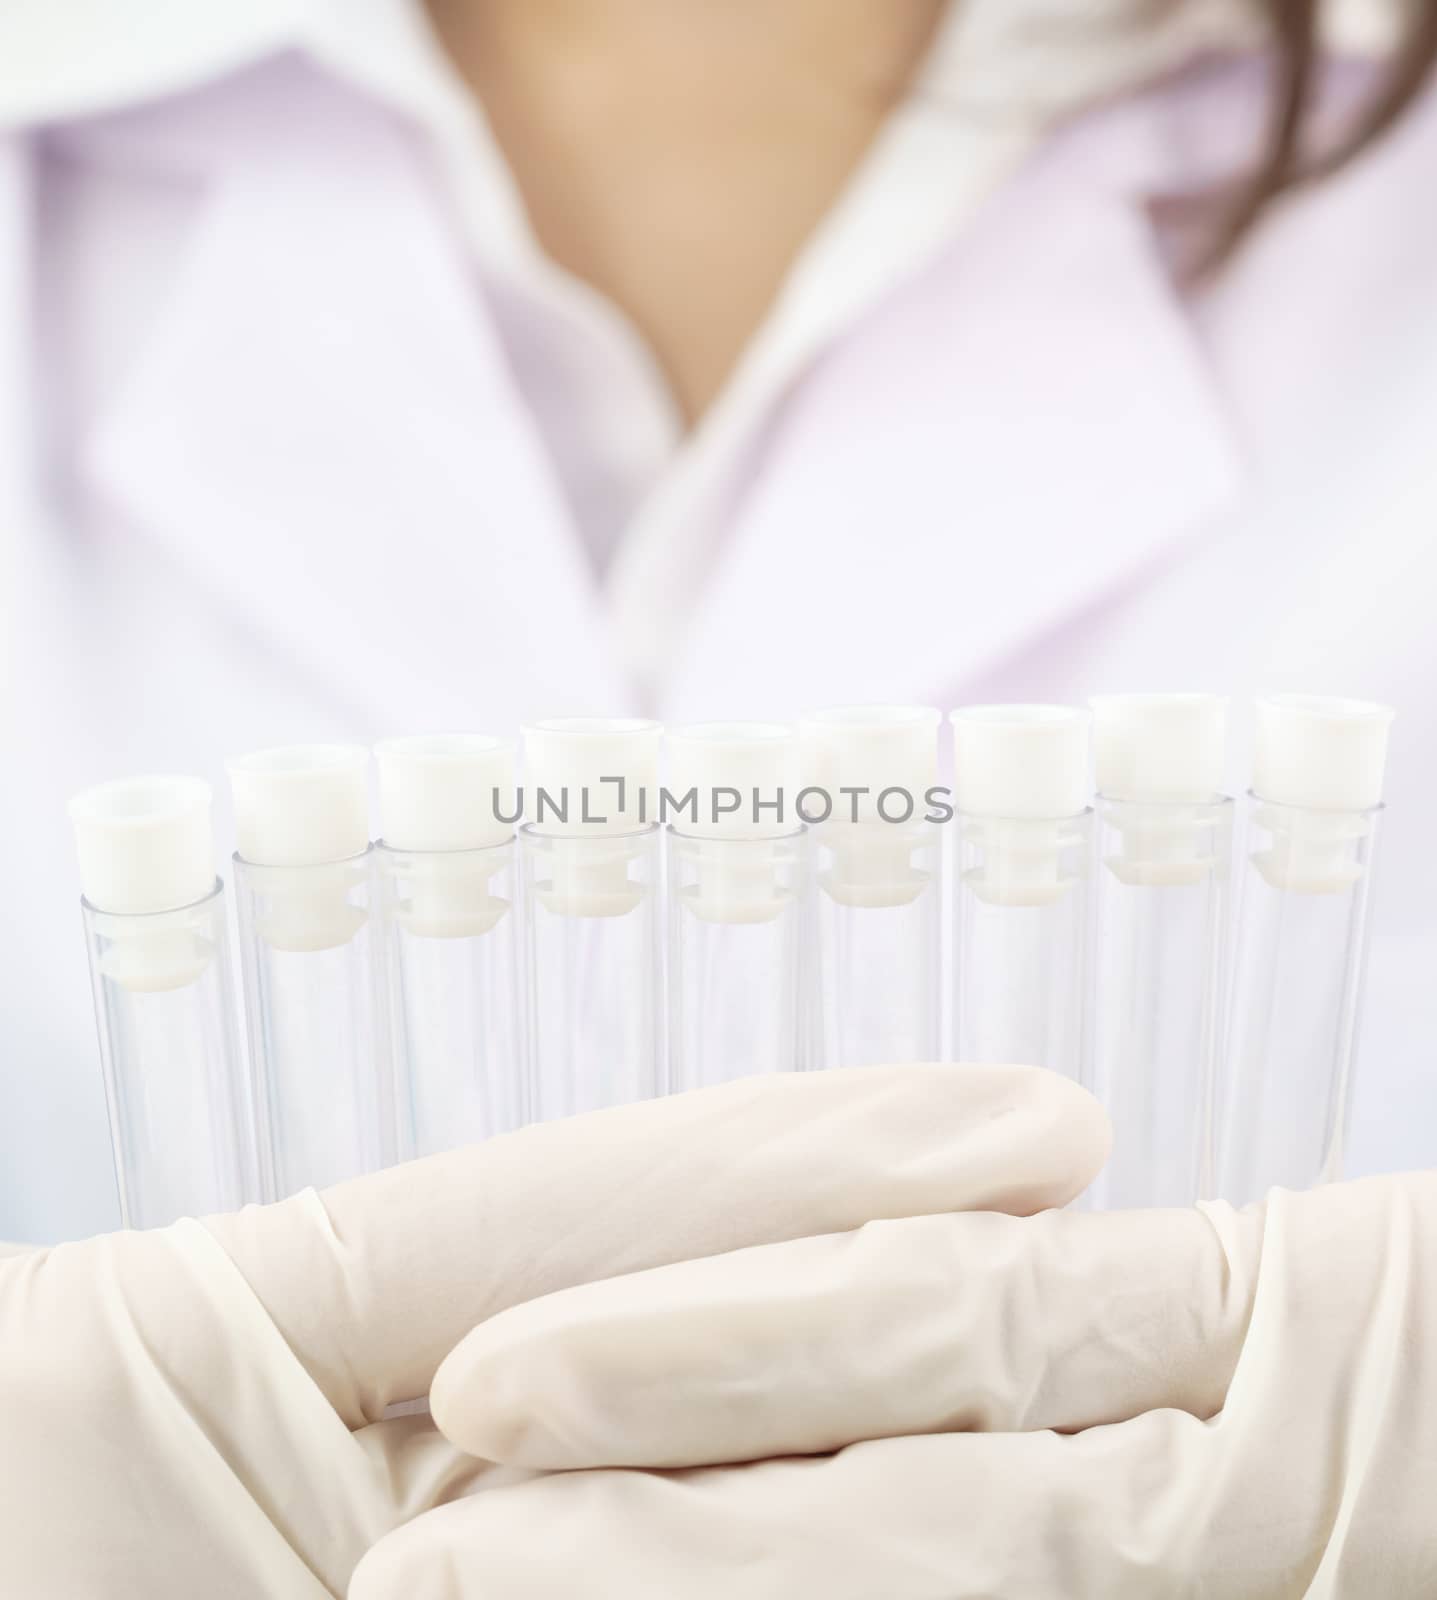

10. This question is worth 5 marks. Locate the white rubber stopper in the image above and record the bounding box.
[527,834,650,919]
[1253,694,1394,812]
[1251,695,1394,893]
[798,706,940,823]
[1091,695,1231,888]
[672,837,801,925]
[228,746,371,952]
[522,719,661,916]
[951,706,1091,908]
[373,735,516,938]
[666,723,802,925]
[959,814,1091,907]
[522,718,661,838]
[237,857,369,953]
[951,704,1091,819]
[380,848,513,939]
[375,734,517,853]
[228,744,370,866]
[70,775,215,914]
[666,722,799,840]
[1091,693,1227,803]
[1253,806,1373,895]
[799,706,940,909]
[69,776,220,992]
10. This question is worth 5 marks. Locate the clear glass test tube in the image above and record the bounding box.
[667,723,808,1090]
[520,718,665,1120]
[951,706,1093,1083]
[1086,690,1234,1209]
[69,776,253,1227]
[375,735,523,1156]
[229,746,392,1199]
[810,823,942,1068]
[799,707,944,1069]
[1218,695,1393,1205]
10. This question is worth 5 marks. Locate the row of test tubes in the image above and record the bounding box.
[67,693,1392,1230]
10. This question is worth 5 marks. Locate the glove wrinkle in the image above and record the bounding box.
[386,1174,1437,1597]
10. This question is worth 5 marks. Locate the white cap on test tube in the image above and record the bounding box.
[666,722,799,840]
[374,735,517,937]
[69,776,218,990]
[1253,694,1394,812]
[70,775,215,914]
[1091,693,1227,803]
[521,718,661,837]
[950,704,1091,818]
[667,722,800,924]
[1090,695,1229,887]
[798,706,940,822]
[798,706,940,909]
[1251,694,1394,893]
[227,745,371,951]
[228,744,370,866]
[950,705,1091,907]
[375,734,517,853]
[521,718,661,916]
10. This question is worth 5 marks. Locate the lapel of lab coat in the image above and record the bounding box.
[659,139,1245,717]
[83,62,630,736]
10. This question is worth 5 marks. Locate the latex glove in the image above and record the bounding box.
[0,1064,1104,1599]
[355,1171,1437,1599]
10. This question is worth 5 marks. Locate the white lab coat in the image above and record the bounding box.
[2,25,1435,1242]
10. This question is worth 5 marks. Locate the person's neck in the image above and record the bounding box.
[425,0,948,425]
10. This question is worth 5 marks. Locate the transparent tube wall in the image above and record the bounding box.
[1218,797,1383,1205]
[955,812,1092,1080]
[235,850,392,1198]
[82,882,251,1227]
[812,825,942,1069]
[521,825,663,1119]
[668,831,807,1089]
[379,842,523,1156]
[1088,799,1232,1209]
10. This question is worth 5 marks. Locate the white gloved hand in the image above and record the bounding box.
[0,1064,1104,1598]
[354,1171,1437,1599]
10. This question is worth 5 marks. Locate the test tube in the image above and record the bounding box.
[799,707,943,1069]
[229,745,392,1198]
[519,718,664,1120]
[375,735,523,1157]
[951,705,1093,1082]
[666,722,808,1090]
[1217,694,1393,1205]
[1087,695,1233,1209]
[69,776,252,1227]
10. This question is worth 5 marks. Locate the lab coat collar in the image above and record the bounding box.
[915,0,1395,130]
[658,116,1247,717]
[0,0,458,128]
[0,0,306,127]
[650,46,1398,718]
[82,60,631,733]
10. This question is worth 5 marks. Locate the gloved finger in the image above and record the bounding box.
[206,1063,1108,1426]
[349,1417,1225,1600]
[433,1197,1259,1470]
